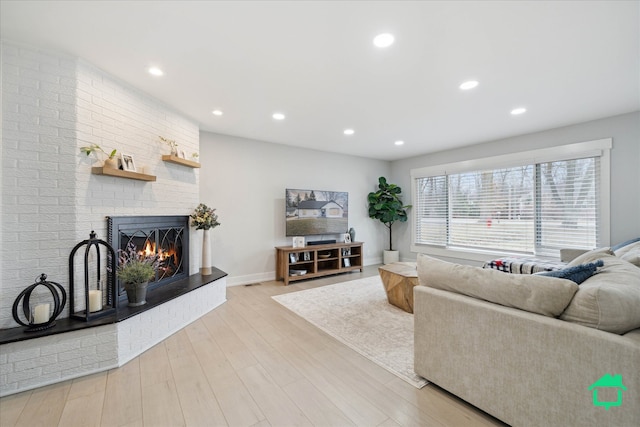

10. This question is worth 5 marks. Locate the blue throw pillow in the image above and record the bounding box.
[536,260,604,284]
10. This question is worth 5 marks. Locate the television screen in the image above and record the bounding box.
[285,188,348,237]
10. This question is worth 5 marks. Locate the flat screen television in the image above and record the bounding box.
[285,188,348,237]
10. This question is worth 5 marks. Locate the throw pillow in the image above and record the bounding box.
[614,240,640,268]
[611,237,640,252]
[536,260,604,284]
[567,247,615,266]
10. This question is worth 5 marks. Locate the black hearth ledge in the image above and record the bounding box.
[0,267,227,345]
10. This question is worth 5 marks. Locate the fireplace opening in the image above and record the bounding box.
[108,216,190,306]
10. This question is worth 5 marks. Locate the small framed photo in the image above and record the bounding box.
[342,248,351,256]
[343,233,351,243]
[120,153,136,172]
[303,251,311,261]
[289,253,297,263]
[179,149,187,159]
[343,258,351,267]
[292,236,305,248]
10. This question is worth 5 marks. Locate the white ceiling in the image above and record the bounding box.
[1,1,638,161]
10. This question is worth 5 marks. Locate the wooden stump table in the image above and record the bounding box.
[378,262,418,313]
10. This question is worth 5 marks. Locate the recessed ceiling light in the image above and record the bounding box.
[212,110,223,116]
[148,67,164,76]
[459,80,479,90]
[343,129,355,135]
[373,33,395,48]
[511,107,527,115]
[272,112,285,120]
[394,140,405,146]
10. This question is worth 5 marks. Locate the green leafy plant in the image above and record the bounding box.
[190,203,220,230]
[367,177,411,251]
[80,144,117,159]
[116,242,159,285]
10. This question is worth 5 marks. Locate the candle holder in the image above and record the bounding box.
[12,273,66,332]
[69,231,117,321]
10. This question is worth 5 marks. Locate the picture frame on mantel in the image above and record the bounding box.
[121,153,136,172]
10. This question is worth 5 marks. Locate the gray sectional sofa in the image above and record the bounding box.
[413,246,640,427]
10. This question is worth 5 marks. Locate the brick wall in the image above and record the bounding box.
[1,40,200,328]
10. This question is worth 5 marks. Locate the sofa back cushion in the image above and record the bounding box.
[417,254,578,317]
[560,253,640,334]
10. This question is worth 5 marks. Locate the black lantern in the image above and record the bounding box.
[12,273,66,332]
[69,231,117,321]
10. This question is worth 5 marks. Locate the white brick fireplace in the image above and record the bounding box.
[1,41,224,396]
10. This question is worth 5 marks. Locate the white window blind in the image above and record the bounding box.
[413,152,603,257]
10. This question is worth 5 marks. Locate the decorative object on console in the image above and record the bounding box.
[292,236,305,248]
[367,177,411,264]
[80,144,118,169]
[69,231,117,320]
[11,273,67,332]
[348,227,356,243]
[116,242,159,306]
[190,203,221,275]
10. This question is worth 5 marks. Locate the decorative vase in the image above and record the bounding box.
[348,227,356,242]
[104,157,118,169]
[125,281,148,307]
[201,229,212,275]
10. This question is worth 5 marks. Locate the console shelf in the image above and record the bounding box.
[162,155,201,168]
[91,167,156,182]
[275,242,363,285]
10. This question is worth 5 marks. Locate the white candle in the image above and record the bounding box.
[89,290,103,312]
[33,303,50,324]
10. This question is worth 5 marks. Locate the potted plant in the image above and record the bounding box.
[368,176,411,264]
[159,135,178,156]
[80,144,118,169]
[116,242,159,306]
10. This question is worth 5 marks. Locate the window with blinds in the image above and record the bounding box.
[413,154,602,257]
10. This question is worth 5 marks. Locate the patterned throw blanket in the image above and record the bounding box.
[483,257,567,274]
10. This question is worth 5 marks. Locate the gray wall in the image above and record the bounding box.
[199,132,390,285]
[390,111,640,262]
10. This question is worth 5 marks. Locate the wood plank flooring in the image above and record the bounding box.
[0,266,505,427]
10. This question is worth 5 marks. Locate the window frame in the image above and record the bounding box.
[410,139,612,262]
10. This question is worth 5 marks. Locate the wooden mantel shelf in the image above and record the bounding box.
[91,167,156,181]
[162,155,201,168]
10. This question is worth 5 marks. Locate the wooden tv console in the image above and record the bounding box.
[275,242,363,285]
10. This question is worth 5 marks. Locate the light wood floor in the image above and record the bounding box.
[0,265,505,427]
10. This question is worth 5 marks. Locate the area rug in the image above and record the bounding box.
[272,275,428,388]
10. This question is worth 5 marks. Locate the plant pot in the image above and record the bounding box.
[383,250,400,264]
[125,281,148,307]
[103,157,118,169]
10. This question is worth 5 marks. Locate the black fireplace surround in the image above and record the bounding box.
[107,215,190,305]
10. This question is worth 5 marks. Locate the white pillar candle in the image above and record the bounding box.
[33,303,50,324]
[88,290,103,312]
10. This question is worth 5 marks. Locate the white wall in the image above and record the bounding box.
[1,41,200,329]
[199,132,390,285]
[390,111,640,263]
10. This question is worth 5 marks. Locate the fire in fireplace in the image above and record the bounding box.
[107,216,190,305]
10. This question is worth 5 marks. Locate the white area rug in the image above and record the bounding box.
[272,276,428,389]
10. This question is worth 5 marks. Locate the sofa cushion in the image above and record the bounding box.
[560,253,640,334]
[614,241,640,267]
[535,260,603,284]
[417,254,578,317]
[566,246,615,266]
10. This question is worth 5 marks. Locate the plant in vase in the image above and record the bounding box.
[116,242,159,306]
[368,176,411,264]
[159,135,178,156]
[80,144,118,169]
[190,203,221,275]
